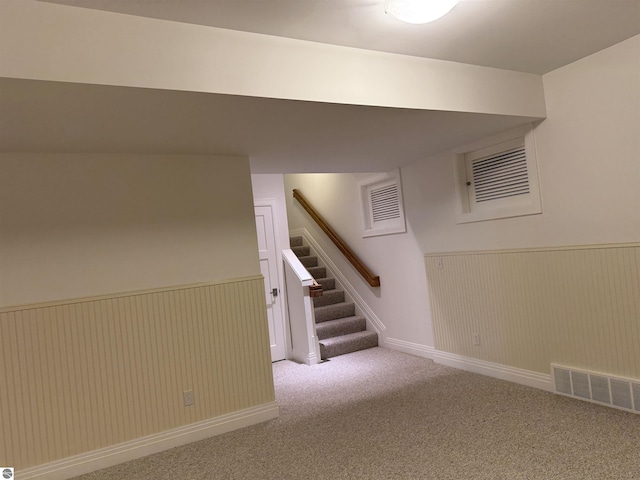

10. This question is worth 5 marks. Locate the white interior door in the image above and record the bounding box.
[254,204,286,362]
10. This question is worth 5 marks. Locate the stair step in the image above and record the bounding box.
[314,301,355,323]
[298,255,318,268]
[307,266,326,279]
[291,245,310,257]
[316,277,335,291]
[319,331,379,359]
[315,316,366,340]
[290,236,303,247]
[313,289,345,307]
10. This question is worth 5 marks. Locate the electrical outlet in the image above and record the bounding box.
[183,390,194,407]
[473,333,481,346]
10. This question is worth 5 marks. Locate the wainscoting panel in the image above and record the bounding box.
[425,244,640,379]
[0,276,275,471]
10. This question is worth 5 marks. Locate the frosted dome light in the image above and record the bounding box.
[385,0,460,24]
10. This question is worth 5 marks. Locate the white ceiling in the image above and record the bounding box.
[4,1,640,172]
[41,0,640,74]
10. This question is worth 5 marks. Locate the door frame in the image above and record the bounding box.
[254,198,289,361]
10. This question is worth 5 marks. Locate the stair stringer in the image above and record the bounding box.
[290,228,387,344]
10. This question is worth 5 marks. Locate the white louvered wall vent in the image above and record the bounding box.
[471,146,529,203]
[370,183,401,223]
[453,124,542,224]
[552,364,640,415]
[359,169,406,238]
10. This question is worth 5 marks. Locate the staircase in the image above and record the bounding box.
[290,236,378,360]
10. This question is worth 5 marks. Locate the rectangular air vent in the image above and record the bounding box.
[471,146,530,203]
[359,169,406,237]
[590,375,611,404]
[610,379,633,410]
[553,367,572,395]
[370,183,401,223]
[551,365,639,415]
[454,125,542,224]
[571,371,590,399]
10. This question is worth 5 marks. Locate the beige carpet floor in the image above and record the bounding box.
[73,347,640,479]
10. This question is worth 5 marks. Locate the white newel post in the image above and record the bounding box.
[282,249,321,365]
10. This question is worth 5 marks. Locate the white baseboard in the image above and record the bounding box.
[290,348,319,366]
[432,350,552,392]
[291,228,387,337]
[18,402,279,480]
[384,337,434,359]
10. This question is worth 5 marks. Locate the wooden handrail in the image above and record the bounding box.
[293,189,381,288]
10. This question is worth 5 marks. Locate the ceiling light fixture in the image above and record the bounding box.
[385,0,460,24]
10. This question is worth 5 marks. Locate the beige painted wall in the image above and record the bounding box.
[0,154,259,306]
[425,245,640,377]
[0,154,275,471]
[285,35,640,376]
[406,35,640,377]
[404,34,640,254]
[0,277,274,471]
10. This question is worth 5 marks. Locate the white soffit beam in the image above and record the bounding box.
[0,0,546,118]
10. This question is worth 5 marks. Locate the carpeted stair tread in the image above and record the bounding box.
[307,266,326,279]
[314,301,355,323]
[291,245,310,257]
[288,235,378,359]
[315,316,366,340]
[298,255,318,268]
[315,277,335,291]
[319,331,378,359]
[313,289,345,307]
